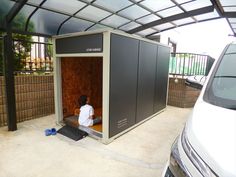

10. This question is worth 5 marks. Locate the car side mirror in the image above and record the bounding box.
[185,75,207,90]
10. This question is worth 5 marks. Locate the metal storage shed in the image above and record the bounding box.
[53,30,170,143]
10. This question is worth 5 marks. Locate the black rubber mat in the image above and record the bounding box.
[57,125,88,141]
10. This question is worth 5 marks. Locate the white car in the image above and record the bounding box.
[163,43,236,177]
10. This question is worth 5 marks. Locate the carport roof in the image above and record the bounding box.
[1,0,236,37]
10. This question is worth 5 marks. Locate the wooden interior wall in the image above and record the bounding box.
[61,57,102,118]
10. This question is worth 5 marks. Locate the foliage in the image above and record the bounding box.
[0,1,34,75]
[45,38,53,57]
[13,33,33,72]
[0,33,33,76]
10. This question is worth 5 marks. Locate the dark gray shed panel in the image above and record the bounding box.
[109,33,139,138]
[154,45,170,112]
[136,41,157,123]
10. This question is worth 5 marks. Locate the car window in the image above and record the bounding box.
[204,44,236,110]
[225,44,236,54]
[215,54,236,76]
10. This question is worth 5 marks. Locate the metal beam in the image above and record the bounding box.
[3,28,17,131]
[128,5,215,34]
[3,0,28,131]
[223,12,236,18]
[6,0,28,23]
[210,0,224,16]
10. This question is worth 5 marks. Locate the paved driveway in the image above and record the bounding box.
[0,106,191,177]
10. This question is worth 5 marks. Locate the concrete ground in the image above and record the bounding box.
[0,106,191,177]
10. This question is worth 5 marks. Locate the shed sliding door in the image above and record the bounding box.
[154,45,170,112]
[136,41,157,123]
[109,34,139,138]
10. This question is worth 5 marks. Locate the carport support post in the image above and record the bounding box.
[3,27,17,131]
[3,0,28,131]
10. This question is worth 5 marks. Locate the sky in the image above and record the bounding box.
[161,18,235,59]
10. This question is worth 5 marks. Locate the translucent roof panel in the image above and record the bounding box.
[231,23,236,28]
[118,5,150,20]
[12,5,36,31]
[87,24,113,31]
[137,14,160,24]
[136,28,157,36]
[229,18,236,23]
[119,22,141,31]
[76,6,111,22]
[140,0,175,12]
[1,0,235,37]
[0,0,15,28]
[101,14,130,28]
[59,17,93,34]
[157,6,184,18]
[94,0,132,12]
[223,6,236,12]
[219,0,236,6]
[181,0,212,11]
[173,17,195,26]
[175,0,192,4]
[28,0,44,5]
[154,23,175,31]
[30,9,68,35]
[194,10,219,21]
[42,0,86,15]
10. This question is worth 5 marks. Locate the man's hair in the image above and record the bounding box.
[79,95,87,107]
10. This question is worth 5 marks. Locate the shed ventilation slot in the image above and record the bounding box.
[117,118,128,129]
